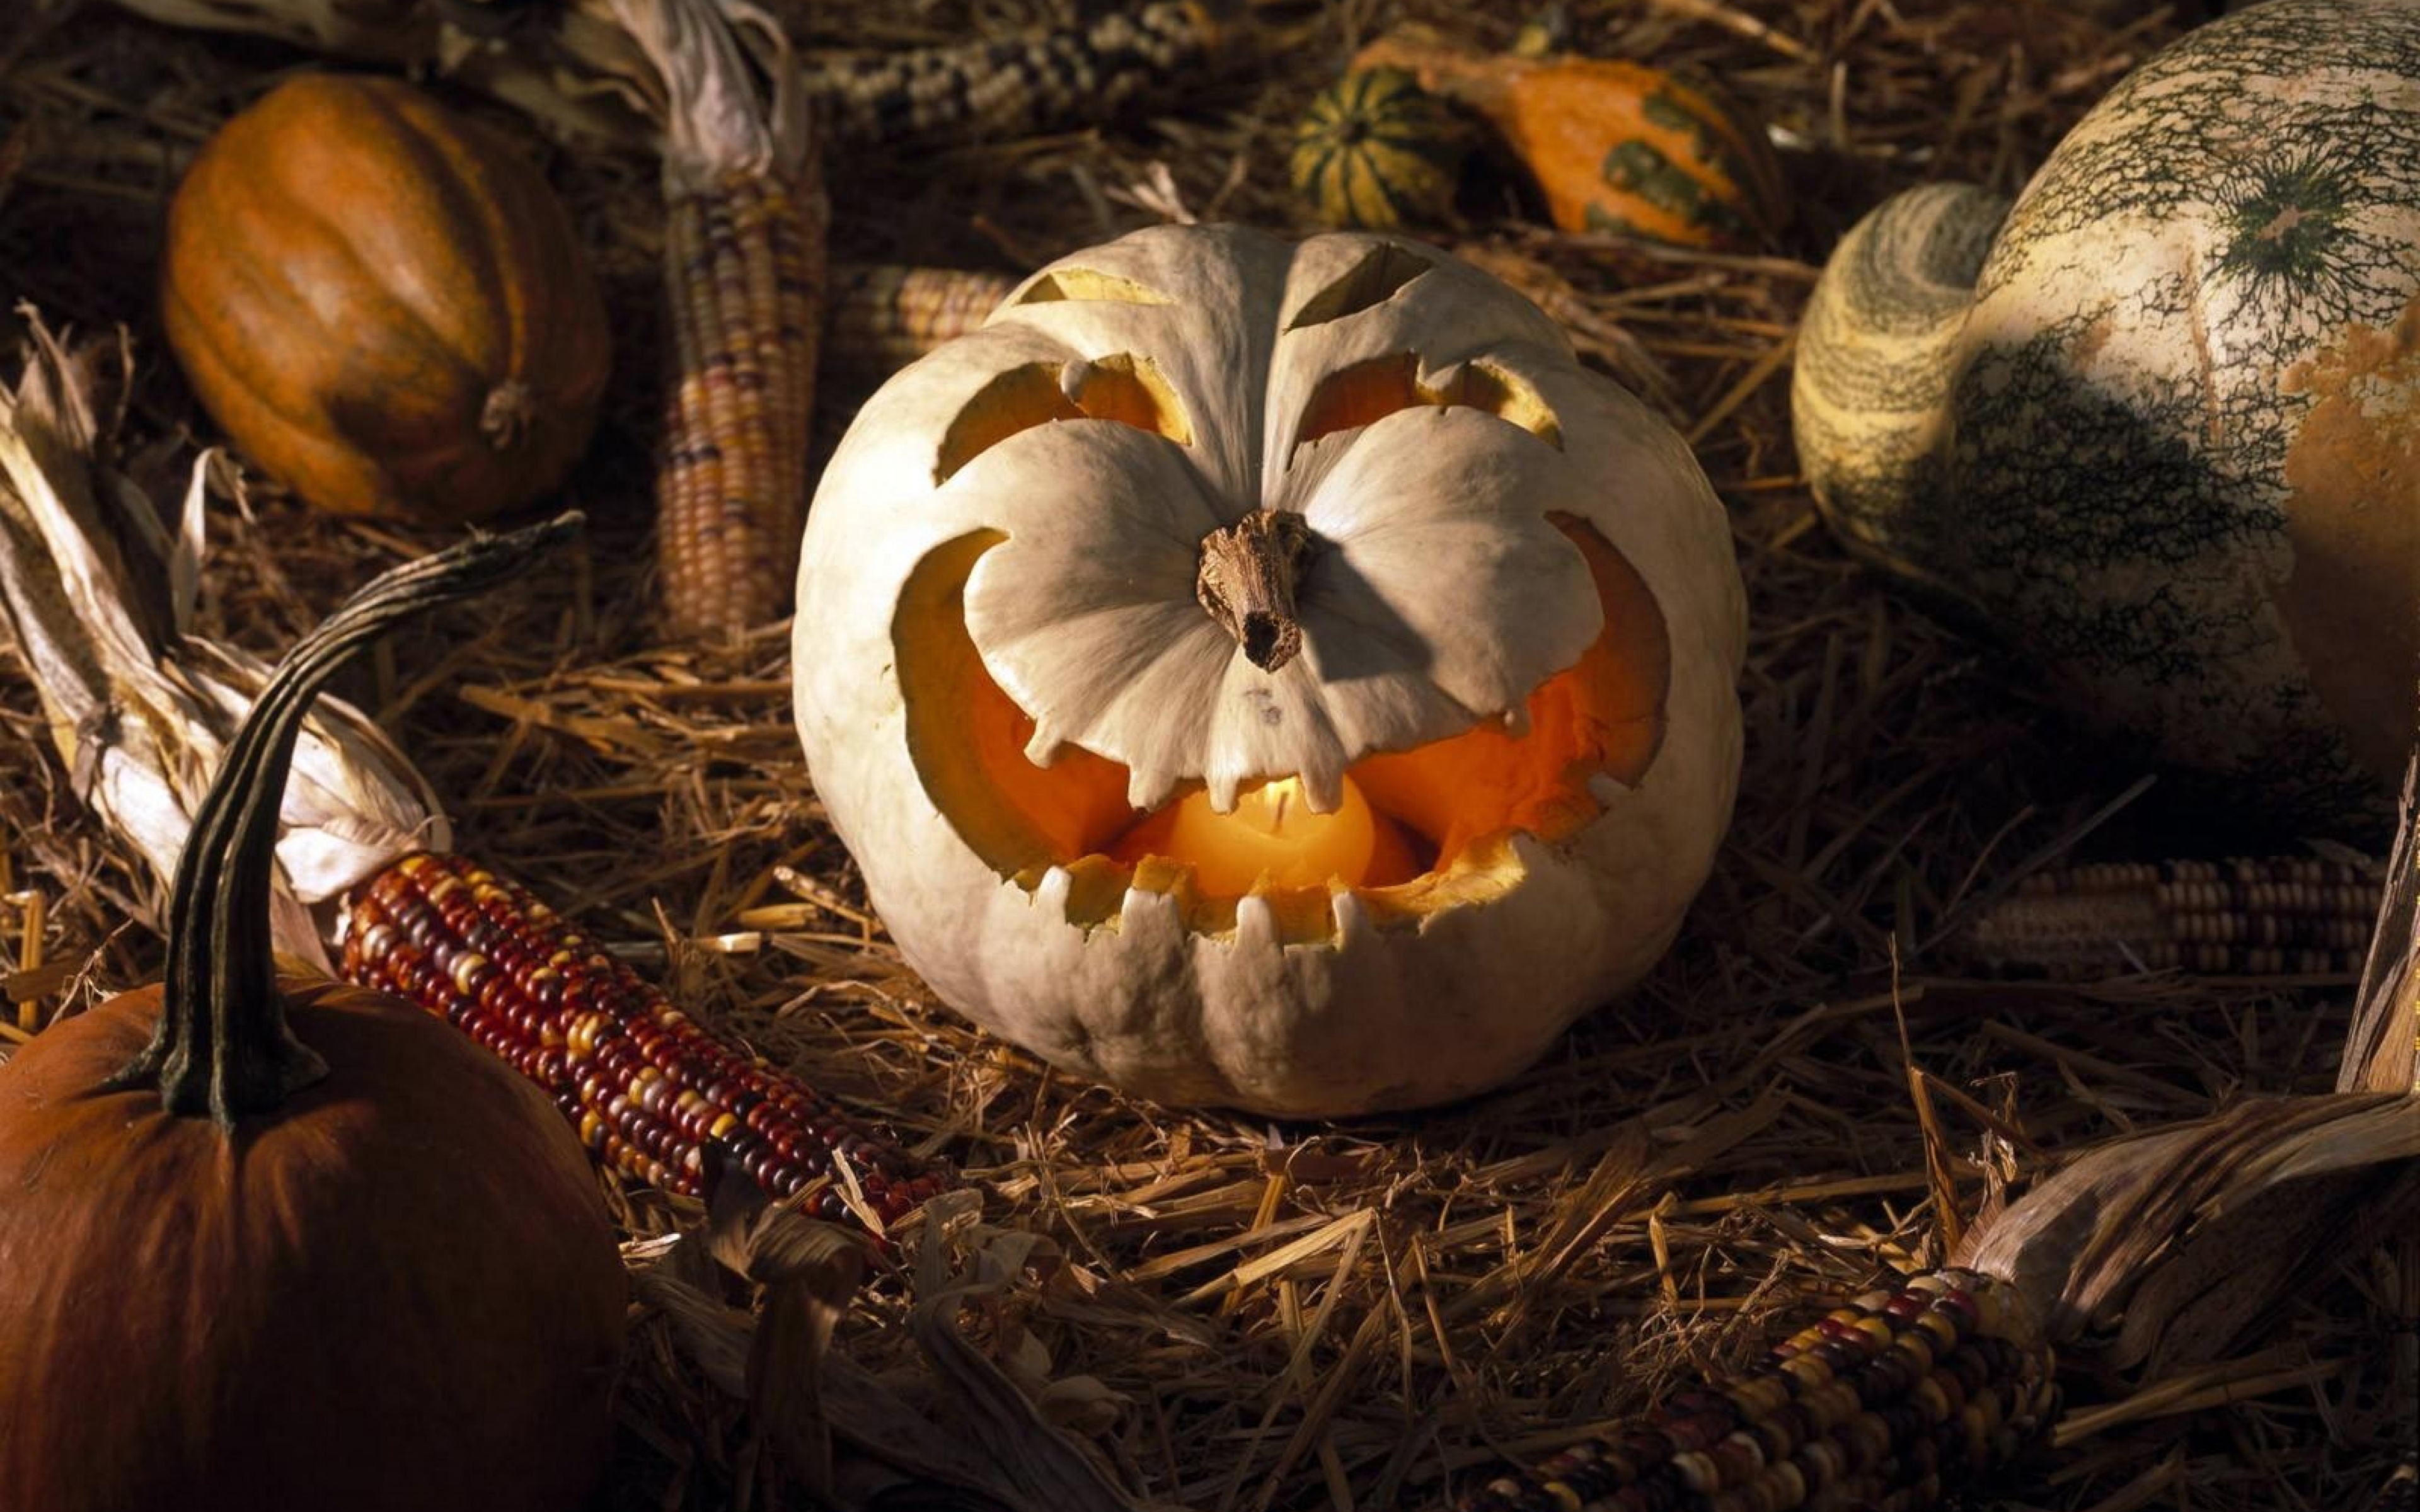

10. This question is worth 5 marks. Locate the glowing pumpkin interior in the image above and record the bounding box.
[894,325,1673,946]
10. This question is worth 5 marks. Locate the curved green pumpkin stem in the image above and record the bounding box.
[112,510,584,1125]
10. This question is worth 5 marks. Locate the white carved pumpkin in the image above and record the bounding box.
[792,225,1744,1116]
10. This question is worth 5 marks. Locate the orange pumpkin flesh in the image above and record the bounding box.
[160,74,610,523]
[0,517,621,1511]
[897,511,1669,944]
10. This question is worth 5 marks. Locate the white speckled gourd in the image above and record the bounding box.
[793,225,1744,1116]
[1794,0,2417,832]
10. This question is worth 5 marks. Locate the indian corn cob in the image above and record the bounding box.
[107,0,1235,156]
[342,851,948,1227]
[1455,1271,2057,1512]
[613,0,825,642]
[1954,857,2382,978]
[806,1,1232,149]
[824,263,1017,381]
[1455,812,2420,1512]
[0,316,947,1235]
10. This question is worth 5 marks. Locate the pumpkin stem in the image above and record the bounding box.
[111,511,584,1125]
[481,381,535,450]
[1196,510,1317,673]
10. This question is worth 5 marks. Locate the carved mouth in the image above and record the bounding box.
[894,512,1669,945]
[885,239,1673,945]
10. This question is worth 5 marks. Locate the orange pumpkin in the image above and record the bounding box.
[0,520,623,1512]
[1354,33,1787,251]
[160,74,610,523]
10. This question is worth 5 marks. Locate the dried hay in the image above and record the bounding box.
[2,1,2411,1509]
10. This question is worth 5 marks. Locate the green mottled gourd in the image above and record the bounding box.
[1793,0,2418,832]
[1291,67,1468,231]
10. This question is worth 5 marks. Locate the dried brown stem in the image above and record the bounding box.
[1194,510,1315,673]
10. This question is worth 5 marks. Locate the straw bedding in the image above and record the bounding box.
[1,1,2408,1508]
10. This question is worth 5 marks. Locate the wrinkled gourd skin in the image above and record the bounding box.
[1794,0,2419,833]
[161,74,610,524]
[0,978,626,1512]
[794,225,1746,1118]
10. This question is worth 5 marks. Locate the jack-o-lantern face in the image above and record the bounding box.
[795,226,1744,1116]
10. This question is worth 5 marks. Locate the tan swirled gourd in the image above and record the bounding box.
[1793,0,2417,832]
[793,226,1745,1116]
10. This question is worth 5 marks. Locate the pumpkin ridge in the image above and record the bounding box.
[158,270,411,510]
[159,266,329,440]
[231,86,511,471]
[224,151,488,457]
[161,74,610,522]
[338,81,518,385]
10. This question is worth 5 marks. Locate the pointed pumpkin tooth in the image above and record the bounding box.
[1033,862,1078,921]
[1232,891,1278,949]
[1022,721,1063,767]
[1120,874,1184,932]
[1587,770,1635,808]
[1128,765,1183,813]
[1058,358,1095,403]
[1299,765,1345,814]
[1500,704,1532,737]
[1330,886,1375,946]
[1206,769,1242,813]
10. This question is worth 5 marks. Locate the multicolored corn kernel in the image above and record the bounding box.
[340,851,948,1229]
[657,169,826,641]
[1956,857,2382,978]
[806,1,1230,148]
[823,263,1017,381]
[1454,1271,2056,1512]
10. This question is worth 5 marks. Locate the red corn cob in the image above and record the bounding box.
[341,851,948,1229]
[1455,1270,2057,1512]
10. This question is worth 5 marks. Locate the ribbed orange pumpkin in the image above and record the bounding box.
[0,520,624,1512]
[160,74,610,523]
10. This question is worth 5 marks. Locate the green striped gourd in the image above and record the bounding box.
[1291,67,1468,231]
[1352,31,1786,251]
[1794,0,2419,832]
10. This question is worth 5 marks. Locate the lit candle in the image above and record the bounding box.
[1160,775,1378,895]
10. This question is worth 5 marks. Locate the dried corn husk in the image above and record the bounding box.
[640,1180,1150,1511]
[1461,741,2420,1508]
[1964,738,2420,1370]
[0,315,442,965]
[1959,1092,2420,1369]
[2343,753,2420,1096]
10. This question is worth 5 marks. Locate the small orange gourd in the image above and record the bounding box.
[1354,32,1786,251]
[160,74,610,523]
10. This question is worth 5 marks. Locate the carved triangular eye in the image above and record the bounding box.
[935,354,1192,482]
[1289,352,1564,459]
[1012,268,1172,306]
[1286,241,1438,329]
